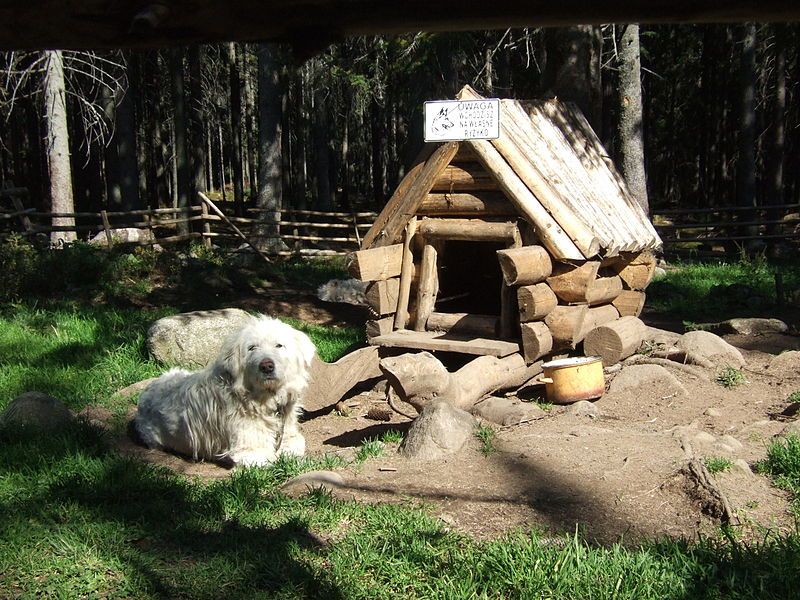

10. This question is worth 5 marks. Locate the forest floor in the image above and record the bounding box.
[113,285,800,545]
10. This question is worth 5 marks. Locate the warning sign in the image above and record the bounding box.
[424,98,500,142]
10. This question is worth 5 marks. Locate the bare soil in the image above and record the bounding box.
[110,297,800,544]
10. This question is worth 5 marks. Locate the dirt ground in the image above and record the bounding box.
[111,295,800,544]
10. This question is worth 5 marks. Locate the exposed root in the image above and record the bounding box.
[386,385,417,420]
[680,458,737,525]
[624,355,709,379]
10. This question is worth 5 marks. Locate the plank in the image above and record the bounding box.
[362,141,459,249]
[348,243,403,281]
[369,329,520,357]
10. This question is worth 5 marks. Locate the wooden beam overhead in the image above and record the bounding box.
[1,1,798,51]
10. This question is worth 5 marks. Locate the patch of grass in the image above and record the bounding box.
[475,424,498,456]
[0,303,171,412]
[354,438,384,463]
[281,317,364,363]
[2,416,800,597]
[787,391,800,404]
[704,457,734,474]
[379,429,404,444]
[715,366,746,389]
[756,434,800,514]
[270,256,349,290]
[646,255,800,321]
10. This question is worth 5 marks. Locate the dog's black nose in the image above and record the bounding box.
[259,358,275,374]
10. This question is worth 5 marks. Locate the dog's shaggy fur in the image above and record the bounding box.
[134,315,316,467]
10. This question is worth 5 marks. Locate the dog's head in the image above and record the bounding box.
[214,315,316,402]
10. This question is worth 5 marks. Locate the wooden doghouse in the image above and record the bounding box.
[349,85,662,367]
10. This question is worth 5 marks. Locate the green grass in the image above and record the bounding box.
[704,457,734,474]
[715,366,746,389]
[378,429,404,444]
[2,421,800,598]
[475,424,498,456]
[0,304,362,416]
[646,255,800,321]
[0,303,171,413]
[282,317,364,363]
[757,434,800,515]
[787,391,800,404]
[354,438,385,463]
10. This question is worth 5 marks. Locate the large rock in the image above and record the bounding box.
[676,331,745,368]
[89,227,155,246]
[768,351,800,378]
[147,308,254,367]
[608,364,687,397]
[711,318,789,336]
[400,401,475,460]
[0,392,73,431]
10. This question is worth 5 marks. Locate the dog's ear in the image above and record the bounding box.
[293,328,317,370]
[213,331,246,394]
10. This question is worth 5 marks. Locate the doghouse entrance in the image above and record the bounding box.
[436,240,505,316]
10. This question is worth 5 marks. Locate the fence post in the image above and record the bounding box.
[200,202,212,249]
[100,210,114,249]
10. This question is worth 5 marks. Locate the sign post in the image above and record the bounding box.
[424,98,500,142]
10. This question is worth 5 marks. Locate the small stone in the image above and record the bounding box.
[147,308,254,367]
[676,331,745,368]
[780,421,800,438]
[280,470,346,498]
[691,431,717,445]
[568,400,602,418]
[705,408,722,417]
[718,435,744,452]
[732,459,753,477]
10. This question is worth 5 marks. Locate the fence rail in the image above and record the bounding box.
[5,193,800,259]
[651,203,800,256]
[0,198,378,256]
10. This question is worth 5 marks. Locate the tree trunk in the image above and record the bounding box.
[241,46,258,204]
[228,43,245,216]
[43,50,76,245]
[114,77,141,211]
[737,23,758,240]
[312,60,332,210]
[767,24,786,237]
[255,43,284,250]
[188,45,206,202]
[170,48,190,235]
[617,23,649,214]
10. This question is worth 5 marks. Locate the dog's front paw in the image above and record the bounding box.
[230,448,276,467]
[278,432,306,457]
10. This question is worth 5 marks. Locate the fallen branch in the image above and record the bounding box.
[198,192,272,264]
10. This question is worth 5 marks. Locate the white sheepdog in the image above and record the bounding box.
[134,315,316,467]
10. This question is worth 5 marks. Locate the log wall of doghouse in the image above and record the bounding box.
[349,201,657,363]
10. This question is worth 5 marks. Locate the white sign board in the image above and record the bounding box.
[424,98,500,142]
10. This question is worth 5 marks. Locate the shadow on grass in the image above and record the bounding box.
[0,423,345,598]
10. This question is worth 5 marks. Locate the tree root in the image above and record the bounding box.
[624,355,709,379]
[681,458,737,525]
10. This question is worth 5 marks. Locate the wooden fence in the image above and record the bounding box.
[5,191,800,260]
[652,203,800,257]
[0,197,377,256]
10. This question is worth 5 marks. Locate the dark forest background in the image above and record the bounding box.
[1,24,797,235]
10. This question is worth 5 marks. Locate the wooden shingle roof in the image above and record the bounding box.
[363,85,662,260]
